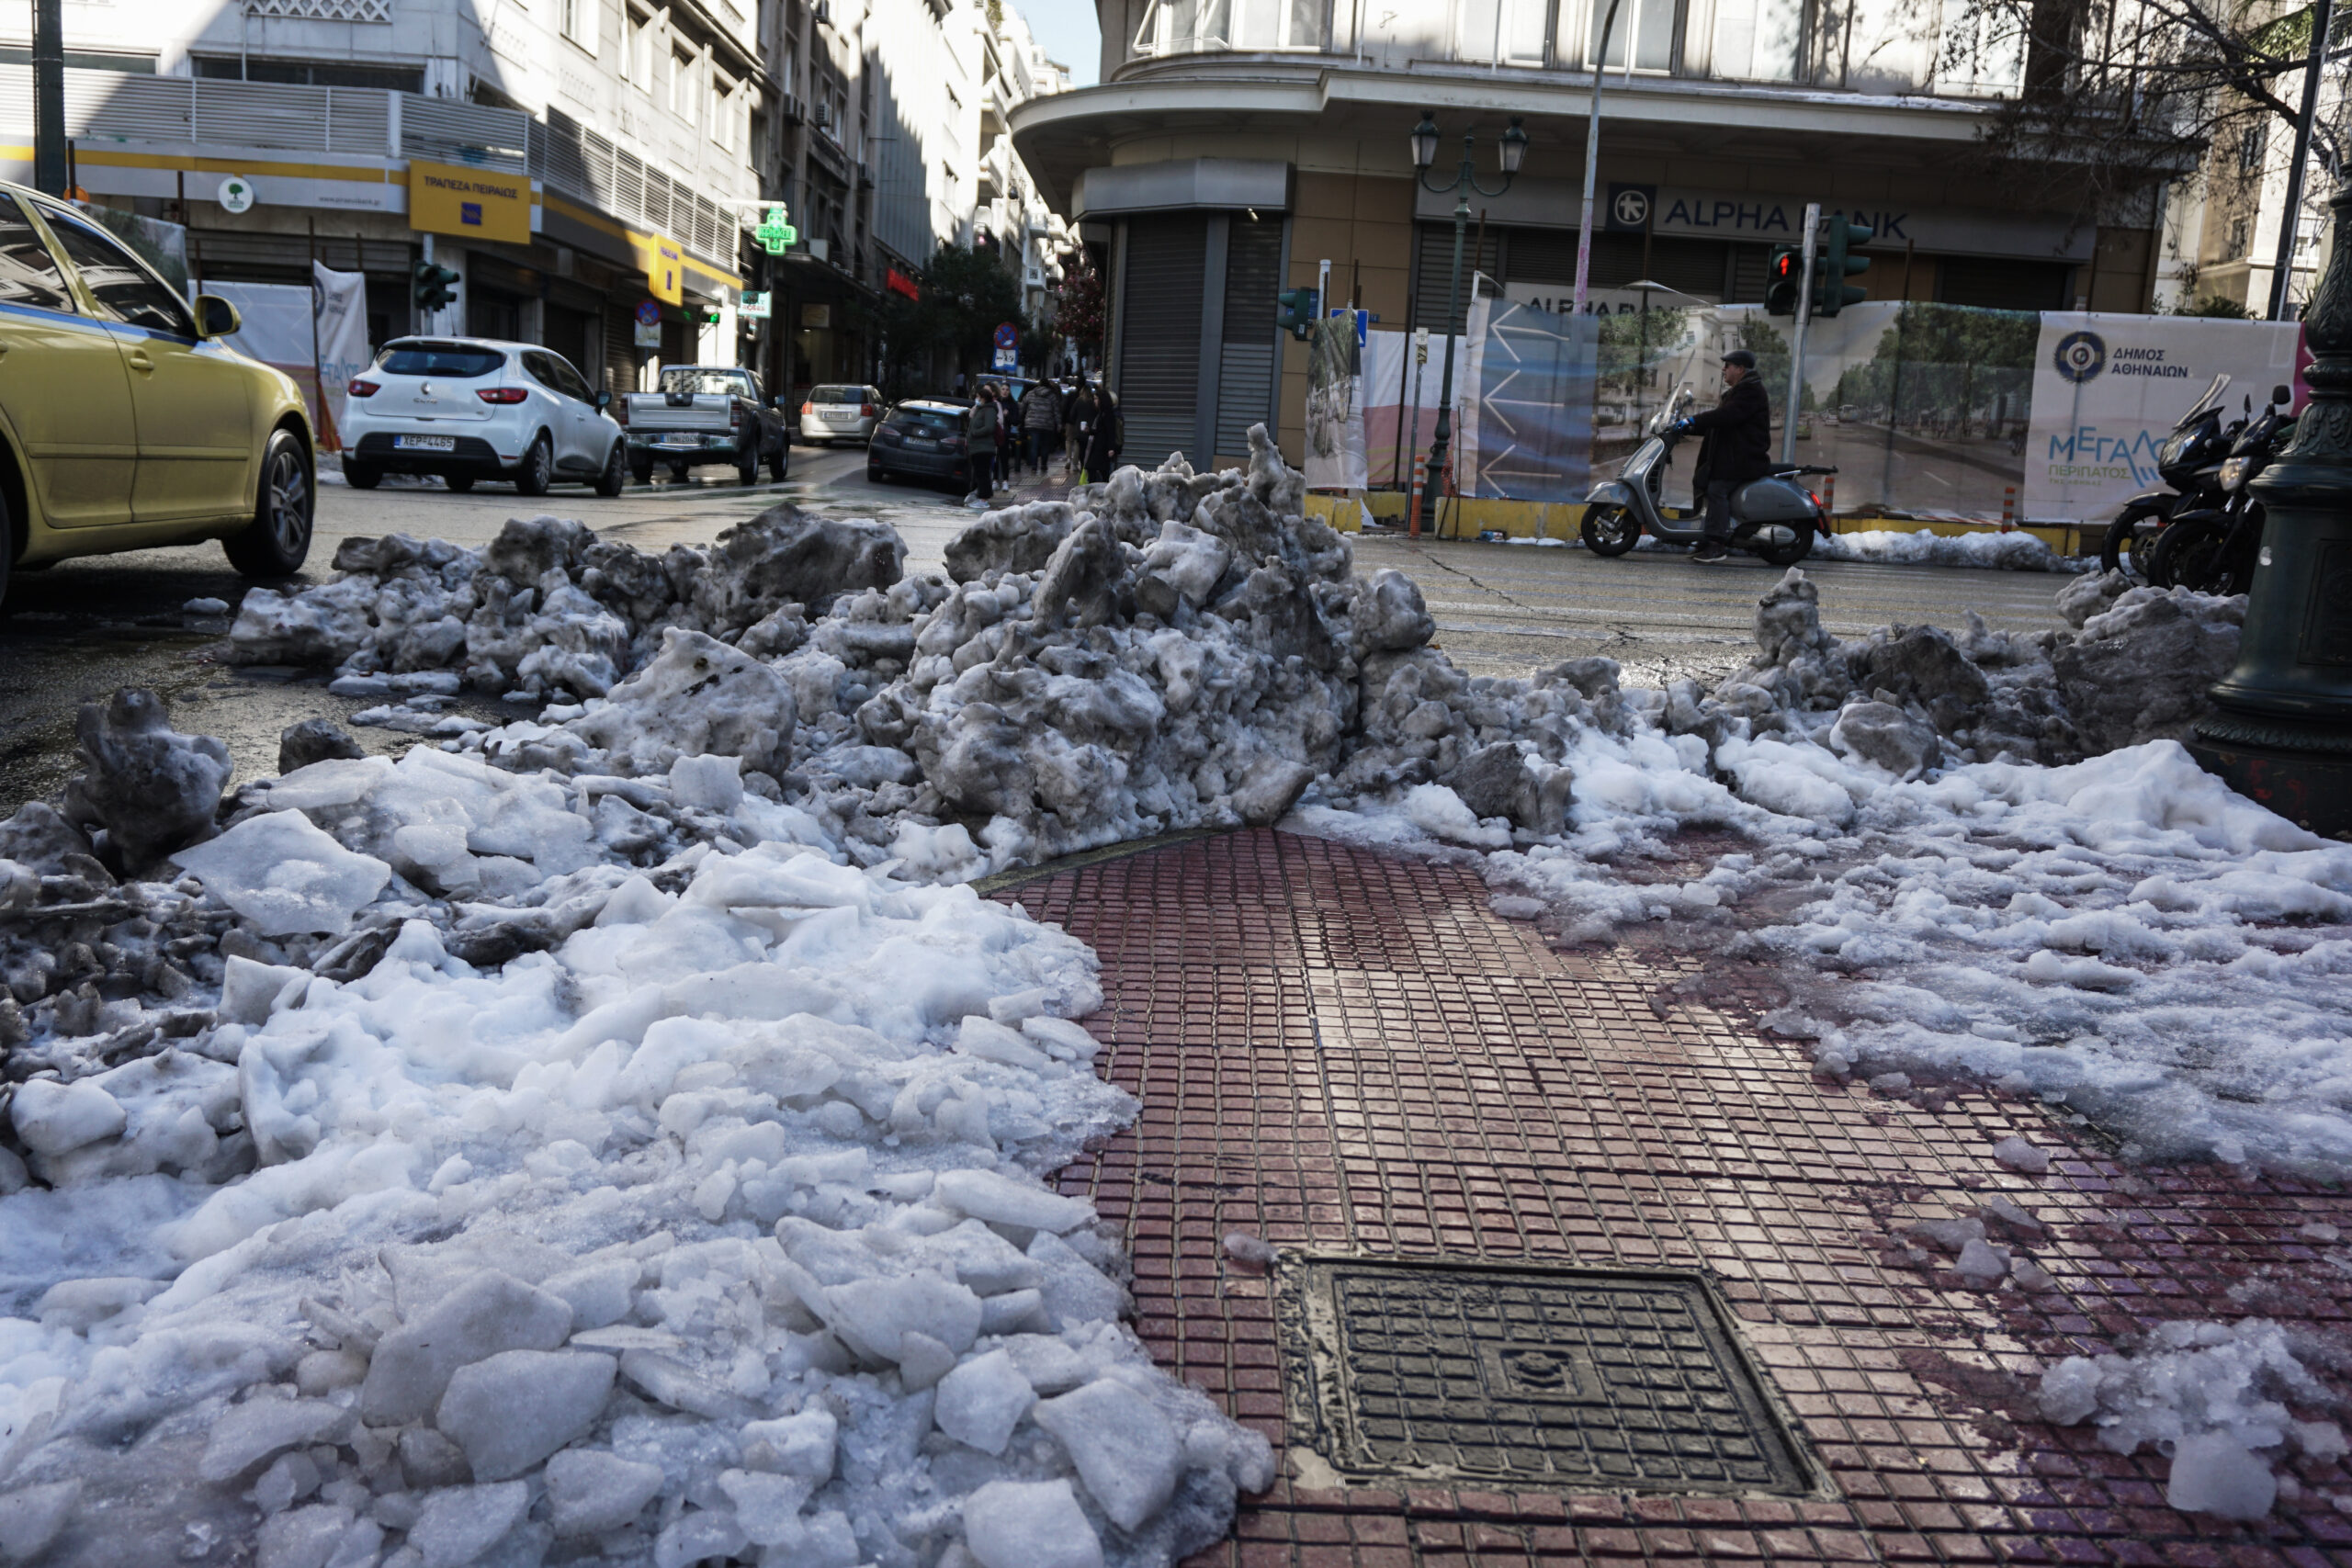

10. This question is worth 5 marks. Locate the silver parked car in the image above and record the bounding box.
[798,383,881,445]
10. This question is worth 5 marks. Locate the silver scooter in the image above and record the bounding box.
[1580,386,1836,567]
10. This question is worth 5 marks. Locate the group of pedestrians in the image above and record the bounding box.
[959,374,1123,506]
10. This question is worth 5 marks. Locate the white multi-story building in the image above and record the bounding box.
[2153,75,2348,318]
[0,0,767,391]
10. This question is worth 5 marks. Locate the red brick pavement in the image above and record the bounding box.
[998,828,2352,1568]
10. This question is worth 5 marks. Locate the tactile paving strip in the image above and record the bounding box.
[1281,1258,1816,1498]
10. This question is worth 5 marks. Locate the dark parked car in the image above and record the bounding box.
[866,400,976,489]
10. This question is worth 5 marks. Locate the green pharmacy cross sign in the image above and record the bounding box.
[754,206,798,254]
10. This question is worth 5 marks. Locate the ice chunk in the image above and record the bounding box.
[669,752,745,812]
[198,1398,355,1483]
[184,597,230,615]
[1223,1231,1277,1269]
[171,811,392,936]
[933,1168,1095,1234]
[407,1481,530,1568]
[935,1348,1035,1455]
[1027,1230,1128,1329]
[1032,1378,1182,1531]
[2166,1433,2277,1520]
[219,955,310,1026]
[2010,1258,2056,1292]
[255,1503,352,1568]
[825,1271,983,1364]
[617,1348,743,1418]
[718,1468,812,1546]
[654,1509,748,1568]
[61,688,232,865]
[358,1271,573,1426]
[962,1478,1102,1568]
[435,1348,616,1481]
[540,1258,639,1330]
[11,1079,127,1155]
[1902,1218,1986,1255]
[0,1481,79,1563]
[35,1277,164,1333]
[544,1449,664,1538]
[1954,1238,2011,1285]
[1990,1136,2052,1174]
[741,1407,837,1479]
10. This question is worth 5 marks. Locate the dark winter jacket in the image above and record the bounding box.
[1687,374,1773,488]
[1081,395,1123,476]
[967,397,1002,452]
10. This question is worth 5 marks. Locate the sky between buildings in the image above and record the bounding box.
[1014,0,1101,85]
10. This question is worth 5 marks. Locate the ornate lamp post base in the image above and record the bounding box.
[2190,723,2352,839]
[2191,175,2352,841]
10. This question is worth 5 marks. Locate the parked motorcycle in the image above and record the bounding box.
[1581,387,1836,568]
[2143,384,2294,596]
[2099,372,2242,581]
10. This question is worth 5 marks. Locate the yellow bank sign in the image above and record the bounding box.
[639,234,684,305]
[408,160,533,244]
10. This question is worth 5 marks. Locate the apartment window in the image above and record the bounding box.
[672,47,697,122]
[2232,217,2250,255]
[622,9,655,86]
[713,73,738,149]
[561,0,599,52]
[2237,124,2267,175]
[191,55,425,90]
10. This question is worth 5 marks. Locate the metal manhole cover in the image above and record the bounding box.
[1279,1257,1817,1496]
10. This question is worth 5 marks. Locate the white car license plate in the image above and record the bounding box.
[823,410,851,420]
[656,438,699,448]
[394,434,456,452]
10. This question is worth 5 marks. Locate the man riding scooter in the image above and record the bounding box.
[1674,349,1771,564]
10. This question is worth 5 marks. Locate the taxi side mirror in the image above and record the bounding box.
[594,390,613,412]
[194,294,241,340]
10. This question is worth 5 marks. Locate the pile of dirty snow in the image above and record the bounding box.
[1812,525,2086,573]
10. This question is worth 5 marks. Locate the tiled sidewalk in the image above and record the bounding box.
[998,829,2352,1568]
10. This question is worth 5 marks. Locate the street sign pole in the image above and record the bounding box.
[1781,202,1820,465]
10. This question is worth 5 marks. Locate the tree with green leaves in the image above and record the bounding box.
[873,242,1027,395]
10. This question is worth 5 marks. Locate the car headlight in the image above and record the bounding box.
[2221,456,2254,491]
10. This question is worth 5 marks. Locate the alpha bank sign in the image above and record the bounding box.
[1419,178,2086,262]
[1608,182,2089,262]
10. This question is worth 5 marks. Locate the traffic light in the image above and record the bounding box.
[1815,217,1871,317]
[1764,247,1802,316]
[413,259,460,311]
[1276,286,1317,341]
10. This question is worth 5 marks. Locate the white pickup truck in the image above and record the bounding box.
[617,366,791,485]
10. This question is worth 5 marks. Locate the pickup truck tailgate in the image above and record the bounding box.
[628,394,732,433]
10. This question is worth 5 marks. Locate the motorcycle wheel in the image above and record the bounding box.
[2143,513,2232,593]
[2100,502,2167,583]
[1581,505,1640,557]
[1754,527,1815,569]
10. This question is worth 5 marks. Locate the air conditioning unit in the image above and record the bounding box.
[781,91,805,124]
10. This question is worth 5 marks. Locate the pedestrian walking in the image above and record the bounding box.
[1080,383,1122,483]
[966,384,1002,504]
[1676,348,1771,564]
[1064,379,1096,476]
[1019,379,1061,476]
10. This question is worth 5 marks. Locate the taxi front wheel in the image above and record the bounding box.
[224,428,313,578]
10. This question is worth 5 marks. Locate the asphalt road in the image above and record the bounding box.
[0,443,2074,806]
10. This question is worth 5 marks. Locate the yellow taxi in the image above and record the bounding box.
[0,180,314,600]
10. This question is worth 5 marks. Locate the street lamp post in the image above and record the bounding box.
[1411,111,1527,538]
[2192,172,2352,837]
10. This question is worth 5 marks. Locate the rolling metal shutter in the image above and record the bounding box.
[1214,212,1283,460]
[1116,213,1207,468]
[1410,221,1504,333]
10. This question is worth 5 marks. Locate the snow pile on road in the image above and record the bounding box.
[0,785,1270,1563]
[227,507,907,707]
[2040,1321,2347,1520]
[1812,525,2087,573]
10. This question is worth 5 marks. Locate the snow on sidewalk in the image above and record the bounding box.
[0,429,2343,1560]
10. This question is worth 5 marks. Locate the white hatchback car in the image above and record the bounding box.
[798,383,882,445]
[343,336,626,495]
